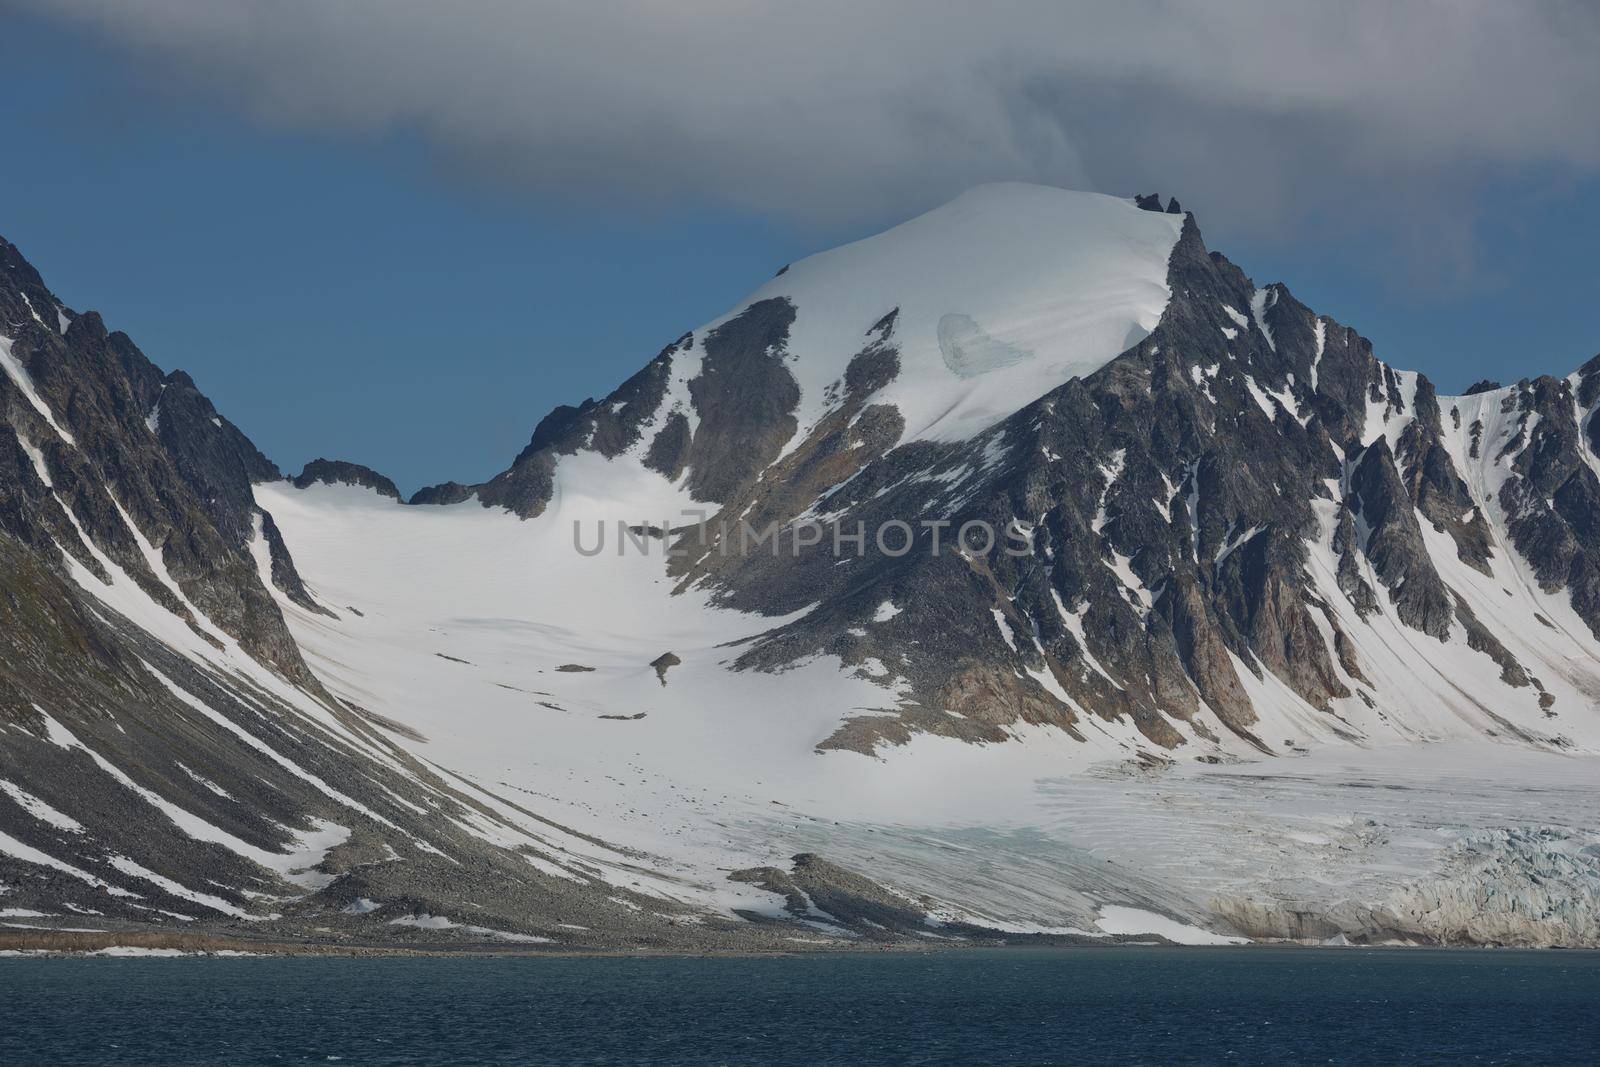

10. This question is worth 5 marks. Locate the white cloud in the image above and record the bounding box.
[20,1,1600,261]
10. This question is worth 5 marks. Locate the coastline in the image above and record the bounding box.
[6,928,1596,960]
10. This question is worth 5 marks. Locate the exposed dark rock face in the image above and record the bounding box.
[293,458,402,500]
[650,652,681,685]
[681,298,801,502]
[1348,438,1454,638]
[257,507,330,617]
[1396,380,1494,574]
[408,480,473,506]
[415,300,803,518]
[1496,374,1600,640]
[1134,193,1183,215]
[455,334,688,517]
[730,853,935,937]
[1,237,314,680]
[727,853,1149,944]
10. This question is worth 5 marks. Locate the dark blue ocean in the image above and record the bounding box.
[2,947,1596,1065]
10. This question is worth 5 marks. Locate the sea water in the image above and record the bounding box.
[2,947,1596,1064]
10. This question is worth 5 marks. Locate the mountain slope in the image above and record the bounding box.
[0,239,876,951]
[4,186,1600,949]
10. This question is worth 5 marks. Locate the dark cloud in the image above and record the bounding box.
[19,0,1600,273]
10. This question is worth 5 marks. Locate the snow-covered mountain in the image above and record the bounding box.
[4,185,1599,951]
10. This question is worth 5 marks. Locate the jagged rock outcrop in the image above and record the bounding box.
[1,238,315,679]
[293,458,402,501]
[408,480,473,506]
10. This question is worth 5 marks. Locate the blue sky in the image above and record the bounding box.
[3,7,1598,493]
[0,13,806,491]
